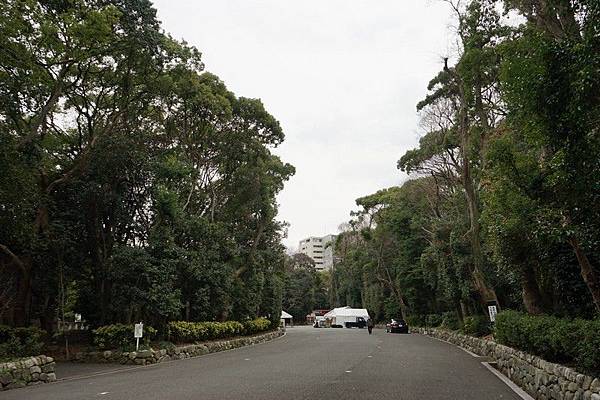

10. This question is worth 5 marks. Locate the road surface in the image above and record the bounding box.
[2,327,522,400]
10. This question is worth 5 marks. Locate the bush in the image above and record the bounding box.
[440,311,460,330]
[405,315,425,327]
[495,311,600,376]
[425,314,443,327]
[0,325,46,361]
[93,324,157,350]
[462,315,491,337]
[167,318,271,343]
[243,318,271,335]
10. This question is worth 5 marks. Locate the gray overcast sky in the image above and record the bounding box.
[152,1,455,249]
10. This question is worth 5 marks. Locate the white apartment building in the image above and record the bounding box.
[298,234,337,271]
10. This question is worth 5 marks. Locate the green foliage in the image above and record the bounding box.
[243,318,272,335]
[93,324,157,350]
[0,0,293,329]
[462,315,491,337]
[0,326,46,361]
[167,318,270,343]
[440,312,461,331]
[283,254,324,322]
[495,311,600,375]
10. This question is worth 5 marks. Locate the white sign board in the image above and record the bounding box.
[74,313,82,322]
[134,323,143,338]
[488,305,498,322]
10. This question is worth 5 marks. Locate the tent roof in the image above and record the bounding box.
[281,310,292,319]
[324,307,369,318]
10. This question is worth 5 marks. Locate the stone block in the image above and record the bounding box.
[31,372,39,381]
[136,350,153,359]
[591,394,600,400]
[591,379,600,393]
[41,362,55,373]
[30,365,41,374]
[46,373,56,382]
[0,372,13,386]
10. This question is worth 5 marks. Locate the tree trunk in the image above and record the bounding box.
[520,264,544,314]
[448,60,499,311]
[13,261,32,326]
[568,236,600,313]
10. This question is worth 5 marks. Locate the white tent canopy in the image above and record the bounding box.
[324,306,369,318]
[281,310,292,319]
[324,306,370,327]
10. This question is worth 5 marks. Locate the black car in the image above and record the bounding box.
[344,317,367,329]
[386,319,409,333]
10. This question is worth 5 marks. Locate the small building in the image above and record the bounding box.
[281,310,293,327]
[306,309,330,325]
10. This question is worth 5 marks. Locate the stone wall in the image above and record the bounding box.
[0,355,56,391]
[414,328,600,400]
[73,329,283,365]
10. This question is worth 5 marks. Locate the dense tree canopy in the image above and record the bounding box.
[0,0,294,330]
[331,0,600,324]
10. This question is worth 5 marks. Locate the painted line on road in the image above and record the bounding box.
[481,362,534,400]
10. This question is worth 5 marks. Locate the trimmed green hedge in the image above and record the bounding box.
[495,311,600,375]
[462,315,491,337]
[93,323,157,350]
[167,318,271,343]
[0,325,46,361]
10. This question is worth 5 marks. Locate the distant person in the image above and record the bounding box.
[367,318,374,334]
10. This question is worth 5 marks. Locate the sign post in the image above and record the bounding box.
[488,305,498,322]
[134,322,143,351]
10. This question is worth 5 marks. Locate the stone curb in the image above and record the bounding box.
[71,329,284,366]
[0,355,57,391]
[414,327,600,400]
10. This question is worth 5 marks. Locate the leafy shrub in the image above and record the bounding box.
[243,318,271,335]
[462,315,491,337]
[405,315,425,327]
[440,311,460,330]
[0,325,46,360]
[167,318,270,343]
[495,311,600,375]
[93,324,157,350]
[425,314,443,327]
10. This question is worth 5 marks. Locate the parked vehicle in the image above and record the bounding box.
[344,316,367,329]
[385,319,409,333]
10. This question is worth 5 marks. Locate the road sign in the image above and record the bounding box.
[488,305,498,322]
[134,323,143,351]
[134,323,143,338]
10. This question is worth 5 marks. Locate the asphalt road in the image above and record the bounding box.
[2,327,522,400]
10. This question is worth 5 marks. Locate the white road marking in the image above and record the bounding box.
[99,392,110,395]
[367,355,373,358]
[244,358,250,361]
[481,362,534,400]
[345,370,352,373]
